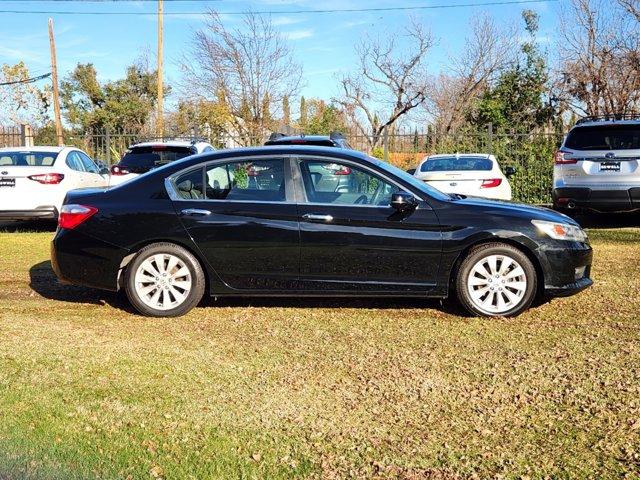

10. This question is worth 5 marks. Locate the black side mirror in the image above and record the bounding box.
[504,166,517,177]
[406,168,416,175]
[99,167,110,175]
[391,191,418,212]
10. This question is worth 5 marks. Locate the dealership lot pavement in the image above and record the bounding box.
[0,226,639,479]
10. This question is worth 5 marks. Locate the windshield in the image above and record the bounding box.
[0,151,59,167]
[421,156,493,172]
[370,157,451,201]
[120,146,195,172]
[565,125,640,150]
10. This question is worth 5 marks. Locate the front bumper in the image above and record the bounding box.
[0,207,58,221]
[553,187,640,212]
[538,241,593,298]
[51,228,130,291]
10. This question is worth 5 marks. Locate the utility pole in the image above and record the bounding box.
[156,0,164,139]
[48,18,64,146]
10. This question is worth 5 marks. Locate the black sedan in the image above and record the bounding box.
[51,146,593,317]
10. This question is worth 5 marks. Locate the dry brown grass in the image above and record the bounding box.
[0,228,639,479]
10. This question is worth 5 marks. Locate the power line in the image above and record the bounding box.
[0,73,51,86]
[0,0,559,15]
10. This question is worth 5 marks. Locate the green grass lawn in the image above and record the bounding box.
[0,227,639,479]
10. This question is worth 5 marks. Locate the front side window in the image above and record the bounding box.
[205,159,285,201]
[78,152,99,173]
[299,160,401,206]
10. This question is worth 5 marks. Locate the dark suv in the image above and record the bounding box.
[264,131,352,149]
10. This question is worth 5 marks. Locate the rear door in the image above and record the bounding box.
[294,156,442,293]
[169,156,300,291]
[65,151,96,188]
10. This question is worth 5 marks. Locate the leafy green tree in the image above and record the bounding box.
[469,10,554,131]
[303,99,348,135]
[0,61,51,127]
[61,60,165,132]
[282,95,291,127]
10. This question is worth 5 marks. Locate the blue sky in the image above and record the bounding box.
[0,0,557,107]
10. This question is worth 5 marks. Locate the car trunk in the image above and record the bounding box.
[0,166,64,210]
[420,171,489,195]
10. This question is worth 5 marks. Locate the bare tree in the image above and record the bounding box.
[425,14,515,133]
[334,20,433,148]
[180,11,302,145]
[556,0,640,116]
[618,0,640,21]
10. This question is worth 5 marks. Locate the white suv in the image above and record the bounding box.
[109,139,215,186]
[553,116,640,212]
[0,146,109,221]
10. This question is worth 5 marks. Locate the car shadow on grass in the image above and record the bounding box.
[569,211,640,229]
[0,220,57,233]
[29,260,136,313]
[29,260,464,316]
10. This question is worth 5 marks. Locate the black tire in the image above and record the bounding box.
[124,242,205,317]
[455,242,538,317]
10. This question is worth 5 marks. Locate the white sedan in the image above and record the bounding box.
[413,153,515,200]
[0,146,109,221]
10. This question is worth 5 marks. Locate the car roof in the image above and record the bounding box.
[424,153,493,160]
[129,140,208,149]
[0,145,69,153]
[265,135,338,143]
[571,119,640,128]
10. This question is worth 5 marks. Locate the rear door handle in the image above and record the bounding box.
[302,213,333,222]
[181,208,211,217]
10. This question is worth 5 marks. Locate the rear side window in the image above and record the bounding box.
[565,125,640,150]
[420,157,493,172]
[205,159,285,202]
[0,151,58,167]
[120,146,195,172]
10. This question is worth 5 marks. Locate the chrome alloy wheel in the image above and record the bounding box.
[134,254,192,311]
[466,254,528,315]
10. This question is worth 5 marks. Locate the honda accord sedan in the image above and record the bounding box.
[51,146,593,317]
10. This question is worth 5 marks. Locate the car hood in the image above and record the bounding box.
[453,196,579,225]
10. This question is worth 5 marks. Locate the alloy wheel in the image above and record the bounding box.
[466,254,528,315]
[134,253,193,311]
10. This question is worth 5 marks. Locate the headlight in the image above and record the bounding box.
[531,219,588,242]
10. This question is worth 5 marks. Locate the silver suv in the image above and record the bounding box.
[553,115,640,212]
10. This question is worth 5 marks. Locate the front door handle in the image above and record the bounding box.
[302,213,333,223]
[181,208,211,217]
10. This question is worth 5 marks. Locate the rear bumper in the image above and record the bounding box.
[553,187,640,212]
[51,228,129,291]
[0,207,58,220]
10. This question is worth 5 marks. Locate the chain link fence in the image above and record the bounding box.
[32,124,562,205]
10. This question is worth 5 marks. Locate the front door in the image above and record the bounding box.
[172,157,300,291]
[294,157,442,294]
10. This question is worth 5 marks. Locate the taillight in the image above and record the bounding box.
[110,165,130,175]
[58,204,98,230]
[480,178,502,188]
[554,150,577,165]
[28,173,64,184]
[333,166,352,175]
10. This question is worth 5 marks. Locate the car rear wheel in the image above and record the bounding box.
[456,243,537,317]
[124,242,205,317]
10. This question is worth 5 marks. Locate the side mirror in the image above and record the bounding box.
[99,167,110,175]
[406,168,416,175]
[504,166,517,177]
[391,191,418,212]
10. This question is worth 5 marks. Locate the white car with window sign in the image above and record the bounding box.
[413,153,516,200]
[0,146,109,221]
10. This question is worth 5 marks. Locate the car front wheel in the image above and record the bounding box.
[456,243,537,317]
[124,242,205,317]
